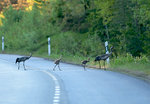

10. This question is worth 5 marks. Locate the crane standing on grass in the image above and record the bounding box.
[53,55,62,71]
[15,53,32,70]
[81,58,90,71]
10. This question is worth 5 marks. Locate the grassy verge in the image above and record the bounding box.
[109,63,150,83]
[111,62,150,74]
[110,55,150,83]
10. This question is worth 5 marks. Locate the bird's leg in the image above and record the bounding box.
[18,63,20,70]
[82,64,85,71]
[84,65,86,71]
[83,64,85,70]
[23,62,26,70]
[99,61,101,69]
[58,64,62,71]
[100,61,101,69]
[53,65,57,71]
[104,61,106,70]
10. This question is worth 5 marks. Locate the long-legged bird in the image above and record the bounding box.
[81,58,90,71]
[15,53,32,70]
[95,46,113,69]
[53,55,62,71]
[100,46,113,69]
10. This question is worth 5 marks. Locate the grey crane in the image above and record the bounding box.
[15,53,32,70]
[53,55,62,71]
[94,46,113,69]
[99,46,113,69]
[81,58,90,71]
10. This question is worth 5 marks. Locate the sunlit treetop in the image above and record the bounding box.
[0,11,4,26]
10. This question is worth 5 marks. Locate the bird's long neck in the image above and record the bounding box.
[110,47,113,54]
[28,54,32,59]
[59,56,62,60]
[109,51,112,55]
[59,58,61,61]
[108,52,112,57]
[107,47,113,57]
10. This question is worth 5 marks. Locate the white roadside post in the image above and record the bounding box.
[105,41,109,64]
[48,37,51,56]
[2,36,4,52]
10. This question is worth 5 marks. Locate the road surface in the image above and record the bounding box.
[0,54,150,104]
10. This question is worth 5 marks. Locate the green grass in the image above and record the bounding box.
[111,62,150,73]
[109,55,150,81]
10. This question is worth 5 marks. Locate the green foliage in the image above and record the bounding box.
[0,5,61,53]
[94,0,114,25]
[111,53,149,66]
[88,0,150,57]
[0,0,150,62]
[51,32,104,57]
[110,53,150,75]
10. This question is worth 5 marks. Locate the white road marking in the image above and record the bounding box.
[53,100,60,103]
[55,93,60,96]
[55,89,60,91]
[42,71,61,104]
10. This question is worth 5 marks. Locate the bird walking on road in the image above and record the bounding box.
[53,55,62,71]
[95,46,113,69]
[82,58,90,71]
[15,53,32,70]
[99,46,113,69]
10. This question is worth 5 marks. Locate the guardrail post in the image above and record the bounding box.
[48,37,51,56]
[105,41,109,64]
[2,36,4,53]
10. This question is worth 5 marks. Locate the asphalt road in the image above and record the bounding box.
[0,54,150,104]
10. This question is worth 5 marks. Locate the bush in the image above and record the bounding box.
[111,53,150,67]
[51,32,104,57]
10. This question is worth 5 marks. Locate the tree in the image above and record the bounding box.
[88,0,114,41]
